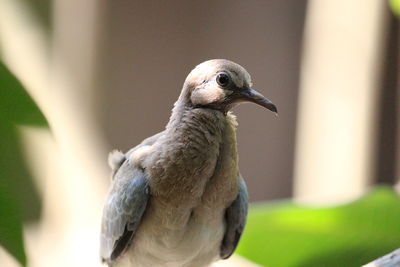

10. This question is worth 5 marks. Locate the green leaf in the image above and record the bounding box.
[0,63,47,126]
[390,0,400,17]
[0,167,26,266]
[0,61,47,266]
[237,186,400,267]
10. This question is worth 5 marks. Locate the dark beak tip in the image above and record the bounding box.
[270,104,278,114]
[264,102,277,115]
[244,88,278,115]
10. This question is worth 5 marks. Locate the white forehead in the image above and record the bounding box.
[186,59,252,88]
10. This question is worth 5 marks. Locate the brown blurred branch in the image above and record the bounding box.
[363,248,400,267]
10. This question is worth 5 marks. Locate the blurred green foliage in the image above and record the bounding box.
[21,0,52,32]
[0,61,47,265]
[237,186,400,267]
[390,0,400,17]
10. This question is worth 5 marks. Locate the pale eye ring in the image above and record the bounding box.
[216,73,230,87]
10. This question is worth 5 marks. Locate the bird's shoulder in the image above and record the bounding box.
[108,131,165,180]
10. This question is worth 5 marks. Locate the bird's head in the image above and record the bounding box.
[182,59,277,114]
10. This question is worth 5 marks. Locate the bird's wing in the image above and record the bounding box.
[108,131,165,179]
[100,161,150,264]
[220,177,249,259]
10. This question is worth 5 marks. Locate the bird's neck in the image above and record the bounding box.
[166,100,226,134]
[148,101,238,202]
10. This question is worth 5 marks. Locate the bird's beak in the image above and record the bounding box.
[239,88,278,114]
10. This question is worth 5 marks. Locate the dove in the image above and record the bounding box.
[100,59,277,267]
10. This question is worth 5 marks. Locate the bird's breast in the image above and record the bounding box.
[145,111,228,203]
[143,112,239,221]
[117,112,240,267]
[146,133,222,207]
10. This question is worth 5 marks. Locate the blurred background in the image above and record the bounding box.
[0,0,399,266]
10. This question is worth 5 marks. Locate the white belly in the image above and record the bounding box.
[114,204,226,267]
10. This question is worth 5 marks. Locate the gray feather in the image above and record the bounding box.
[100,132,164,264]
[100,160,150,264]
[220,177,248,259]
[108,150,126,179]
[108,131,164,179]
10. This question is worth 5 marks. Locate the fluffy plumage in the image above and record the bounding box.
[100,59,276,267]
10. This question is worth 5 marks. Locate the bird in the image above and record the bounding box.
[100,59,277,267]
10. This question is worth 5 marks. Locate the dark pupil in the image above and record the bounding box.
[218,74,229,86]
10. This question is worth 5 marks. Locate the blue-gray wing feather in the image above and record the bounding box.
[100,161,149,264]
[108,131,164,178]
[101,132,162,264]
[220,177,248,259]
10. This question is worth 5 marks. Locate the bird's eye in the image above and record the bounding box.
[216,73,230,87]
